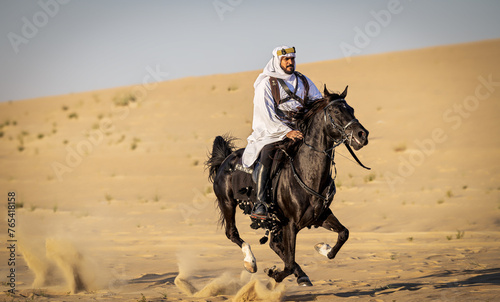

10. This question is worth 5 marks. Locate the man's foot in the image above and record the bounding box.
[250,202,268,220]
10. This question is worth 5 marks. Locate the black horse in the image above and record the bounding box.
[206,86,369,286]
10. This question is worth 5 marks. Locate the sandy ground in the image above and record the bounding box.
[1,39,500,301]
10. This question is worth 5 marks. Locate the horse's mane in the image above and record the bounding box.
[276,91,344,153]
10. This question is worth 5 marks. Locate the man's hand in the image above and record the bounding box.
[286,130,303,141]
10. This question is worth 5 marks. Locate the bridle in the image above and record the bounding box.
[322,99,371,170]
[303,99,359,157]
[282,98,369,206]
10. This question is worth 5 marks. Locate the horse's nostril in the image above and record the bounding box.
[358,131,365,139]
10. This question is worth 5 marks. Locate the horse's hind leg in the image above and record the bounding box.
[219,197,257,273]
[314,209,349,260]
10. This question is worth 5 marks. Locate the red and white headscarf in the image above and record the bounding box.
[253,45,296,88]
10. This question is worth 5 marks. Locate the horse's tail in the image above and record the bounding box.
[206,135,236,183]
[206,135,237,229]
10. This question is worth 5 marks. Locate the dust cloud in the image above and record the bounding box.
[20,237,108,293]
[174,252,285,301]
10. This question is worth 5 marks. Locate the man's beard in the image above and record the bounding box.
[283,64,295,74]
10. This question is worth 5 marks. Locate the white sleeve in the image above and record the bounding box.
[253,81,292,139]
[306,77,323,102]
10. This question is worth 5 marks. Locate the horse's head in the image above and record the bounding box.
[323,85,369,150]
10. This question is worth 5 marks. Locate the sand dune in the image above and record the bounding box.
[1,39,500,301]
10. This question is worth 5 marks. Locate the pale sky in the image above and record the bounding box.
[1,0,500,102]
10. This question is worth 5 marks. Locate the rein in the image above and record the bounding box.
[282,148,337,205]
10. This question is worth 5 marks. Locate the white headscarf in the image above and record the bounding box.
[253,45,296,88]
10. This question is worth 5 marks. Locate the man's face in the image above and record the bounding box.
[280,56,295,74]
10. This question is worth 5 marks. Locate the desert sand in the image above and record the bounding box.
[1,39,500,301]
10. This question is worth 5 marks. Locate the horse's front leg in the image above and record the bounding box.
[266,224,313,286]
[314,209,349,260]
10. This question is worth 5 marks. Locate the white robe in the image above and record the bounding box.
[241,73,322,167]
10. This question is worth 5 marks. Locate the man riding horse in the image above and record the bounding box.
[243,45,323,220]
[207,45,369,285]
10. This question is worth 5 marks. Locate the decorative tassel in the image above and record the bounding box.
[259,230,270,244]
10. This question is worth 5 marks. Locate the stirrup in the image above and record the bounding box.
[250,202,269,220]
[250,213,269,220]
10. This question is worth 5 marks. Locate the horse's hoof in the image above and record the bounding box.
[242,242,257,273]
[264,266,276,277]
[314,242,332,258]
[244,260,257,273]
[297,276,313,287]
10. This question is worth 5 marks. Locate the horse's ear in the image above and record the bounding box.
[323,84,330,96]
[340,85,348,99]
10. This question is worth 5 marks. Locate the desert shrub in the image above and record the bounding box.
[131,137,140,150]
[114,93,136,106]
[364,173,376,183]
[393,142,407,152]
[227,84,238,92]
